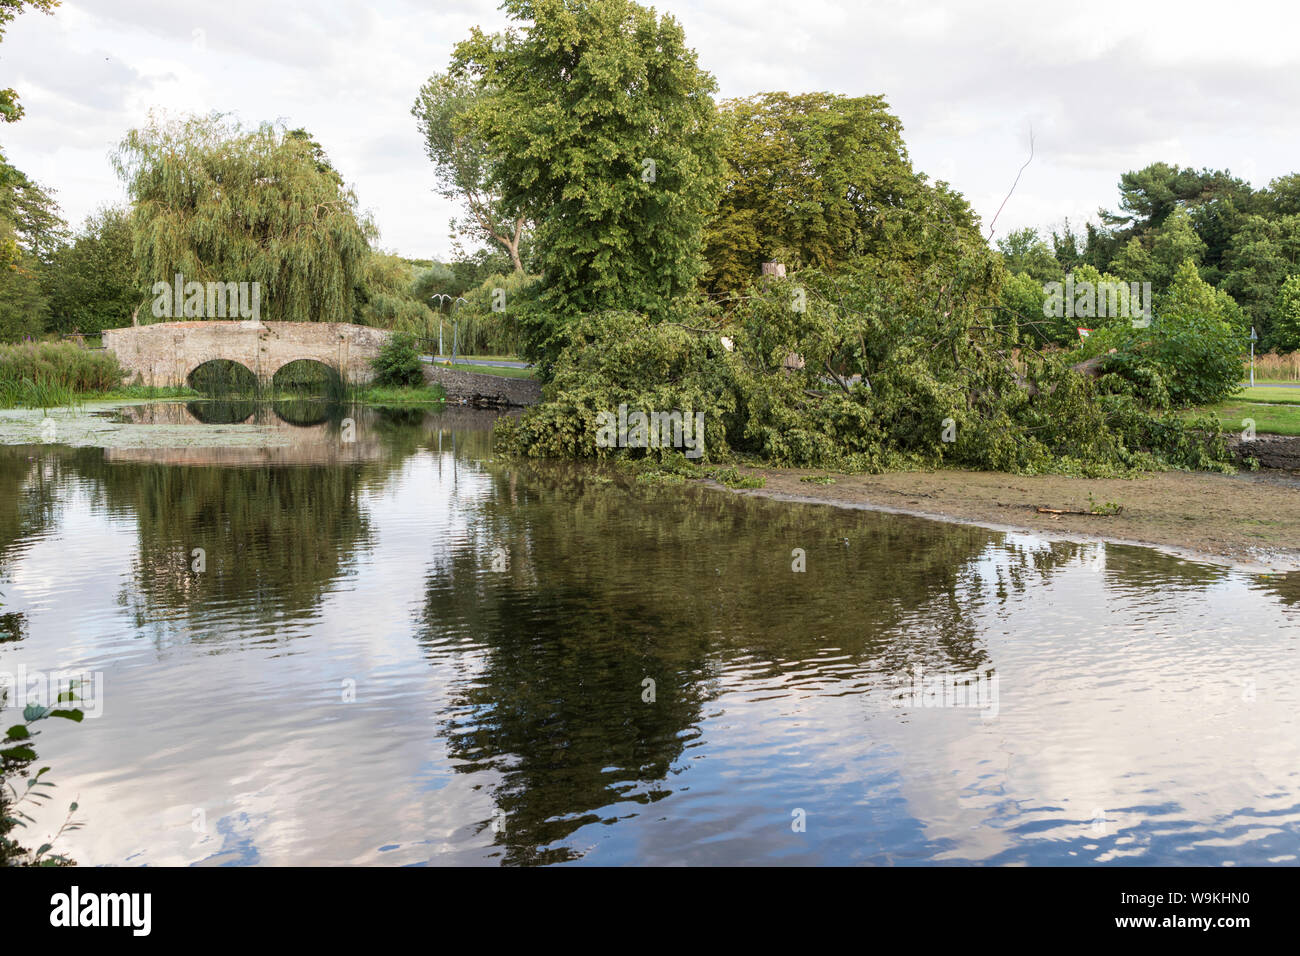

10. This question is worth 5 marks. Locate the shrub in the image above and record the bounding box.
[371,332,424,388]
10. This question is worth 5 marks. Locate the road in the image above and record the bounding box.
[423,355,531,369]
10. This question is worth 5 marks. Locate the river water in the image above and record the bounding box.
[2,402,1299,865]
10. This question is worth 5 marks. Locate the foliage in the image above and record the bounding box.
[113,112,372,323]
[499,259,1233,476]
[0,253,46,341]
[999,272,1057,345]
[0,151,64,340]
[42,206,142,334]
[450,0,726,368]
[1,674,85,867]
[703,91,982,298]
[1108,237,1156,285]
[412,71,527,271]
[1052,163,1300,345]
[1221,214,1300,344]
[1272,275,1300,354]
[1149,206,1207,291]
[996,227,1063,283]
[1088,260,1245,407]
[355,251,433,331]
[440,269,535,356]
[0,340,123,396]
[371,332,425,387]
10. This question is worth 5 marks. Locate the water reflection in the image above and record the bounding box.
[0,403,1298,865]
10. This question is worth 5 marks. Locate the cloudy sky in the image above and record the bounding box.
[3,0,1298,259]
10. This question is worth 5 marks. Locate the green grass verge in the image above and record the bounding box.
[441,362,536,379]
[1185,401,1300,437]
[353,384,447,405]
[1228,385,1300,405]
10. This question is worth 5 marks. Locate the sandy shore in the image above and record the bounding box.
[721,465,1300,572]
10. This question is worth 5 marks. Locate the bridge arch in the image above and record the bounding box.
[271,358,344,393]
[188,358,258,395]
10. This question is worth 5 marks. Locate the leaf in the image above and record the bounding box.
[0,745,36,762]
[3,724,29,740]
[48,709,83,722]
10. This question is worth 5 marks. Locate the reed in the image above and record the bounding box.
[1250,351,1300,382]
[0,341,123,407]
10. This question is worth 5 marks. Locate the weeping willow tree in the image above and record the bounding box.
[113,112,373,323]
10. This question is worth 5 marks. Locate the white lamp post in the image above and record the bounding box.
[1250,326,1258,388]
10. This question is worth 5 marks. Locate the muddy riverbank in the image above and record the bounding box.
[723,464,1300,572]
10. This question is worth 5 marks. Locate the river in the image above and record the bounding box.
[1,401,1298,865]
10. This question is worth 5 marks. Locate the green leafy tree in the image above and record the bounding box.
[113,112,372,323]
[997,227,1063,283]
[0,254,45,340]
[43,206,143,334]
[1093,259,1243,406]
[1109,237,1156,285]
[450,0,726,366]
[355,251,434,332]
[1272,275,1300,353]
[1221,214,1300,345]
[1101,162,1252,236]
[702,91,981,297]
[413,72,527,272]
[0,161,61,340]
[999,271,1056,344]
[1149,206,1207,291]
[1050,219,1084,272]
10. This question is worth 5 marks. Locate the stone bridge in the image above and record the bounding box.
[102,321,391,387]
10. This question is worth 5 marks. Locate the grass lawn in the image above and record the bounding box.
[355,384,447,404]
[1228,385,1300,405]
[1181,385,1300,436]
[1195,402,1300,436]
[442,362,536,379]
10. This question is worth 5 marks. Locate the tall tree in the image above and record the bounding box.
[43,206,142,334]
[1101,162,1252,237]
[450,0,725,366]
[1272,275,1300,353]
[113,113,372,323]
[412,72,526,272]
[702,92,981,298]
[997,227,1063,282]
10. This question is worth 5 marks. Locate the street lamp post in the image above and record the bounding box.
[427,295,468,363]
[1250,326,1258,388]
